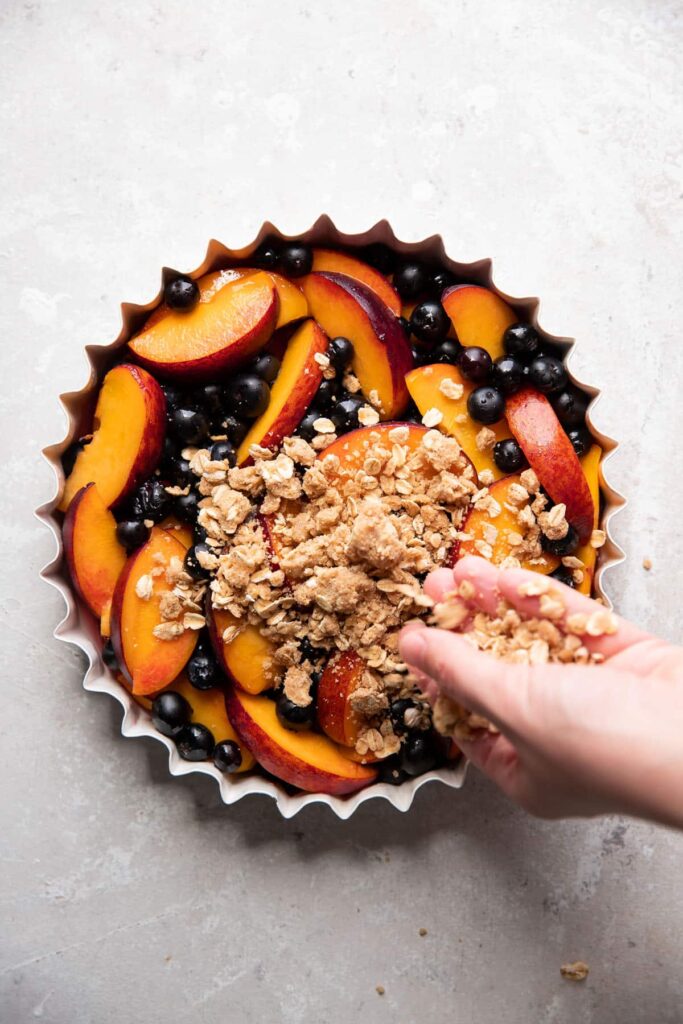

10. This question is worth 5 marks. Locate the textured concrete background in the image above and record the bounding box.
[2,1,682,1022]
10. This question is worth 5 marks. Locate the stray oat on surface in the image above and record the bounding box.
[560,961,589,982]
[642,557,652,571]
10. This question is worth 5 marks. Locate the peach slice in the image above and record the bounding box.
[208,606,278,695]
[236,319,328,464]
[110,527,198,695]
[100,600,112,638]
[441,285,516,359]
[575,444,602,594]
[311,249,401,315]
[63,483,127,618]
[405,363,508,478]
[506,388,595,543]
[300,272,412,418]
[59,364,165,512]
[224,688,378,794]
[159,515,194,550]
[128,271,278,381]
[321,420,432,470]
[450,473,560,574]
[317,651,366,747]
[203,267,308,329]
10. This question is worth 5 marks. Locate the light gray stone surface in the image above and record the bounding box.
[1,1,682,1021]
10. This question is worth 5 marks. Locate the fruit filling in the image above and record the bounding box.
[60,236,607,795]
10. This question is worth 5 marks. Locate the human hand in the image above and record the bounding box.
[398,556,683,827]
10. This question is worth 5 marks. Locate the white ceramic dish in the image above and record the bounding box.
[36,216,625,819]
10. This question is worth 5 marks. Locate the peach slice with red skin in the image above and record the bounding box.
[300,272,412,419]
[207,605,278,695]
[128,271,278,382]
[575,444,602,594]
[441,285,516,360]
[59,364,165,512]
[311,249,401,315]
[63,483,127,618]
[204,267,308,329]
[317,651,366,748]
[405,363,508,479]
[110,527,198,696]
[449,473,560,574]
[236,319,328,464]
[506,388,595,544]
[224,688,377,794]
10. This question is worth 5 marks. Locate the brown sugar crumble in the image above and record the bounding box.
[560,961,590,982]
[428,583,616,740]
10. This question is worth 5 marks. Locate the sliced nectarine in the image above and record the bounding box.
[202,267,307,329]
[169,674,256,772]
[312,249,401,315]
[301,272,412,418]
[159,515,194,550]
[236,319,328,464]
[405,363,508,478]
[224,688,377,794]
[100,600,112,638]
[63,483,127,618]
[110,527,198,695]
[60,364,165,511]
[442,285,516,359]
[451,473,559,573]
[576,444,602,594]
[322,421,430,470]
[506,388,595,543]
[208,606,278,695]
[129,271,278,381]
[317,651,366,747]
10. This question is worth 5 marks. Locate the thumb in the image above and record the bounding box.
[399,626,535,736]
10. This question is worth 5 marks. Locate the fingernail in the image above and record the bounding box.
[399,629,426,664]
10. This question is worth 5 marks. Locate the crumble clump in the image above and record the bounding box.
[428,583,613,740]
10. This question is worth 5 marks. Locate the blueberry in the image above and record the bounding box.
[164,275,199,311]
[493,438,526,473]
[403,399,423,423]
[315,378,339,409]
[276,693,314,731]
[297,410,321,442]
[187,648,220,690]
[328,335,354,371]
[552,389,587,429]
[214,740,243,773]
[360,243,395,274]
[528,355,568,394]
[491,355,524,395]
[332,395,364,434]
[549,565,577,589]
[376,757,408,786]
[209,440,236,465]
[280,242,313,278]
[503,322,540,359]
[410,300,450,346]
[102,639,118,670]
[193,522,208,545]
[389,698,417,735]
[541,523,580,557]
[431,338,462,365]
[459,346,492,383]
[168,456,194,487]
[184,543,213,581]
[159,435,177,471]
[116,519,150,552]
[393,260,428,301]
[176,722,215,761]
[467,386,505,424]
[161,383,182,410]
[398,316,412,338]
[253,238,281,270]
[429,268,457,296]
[132,479,169,522]
[399,732,439,777]
[222,415,248,447]
[567,427,592,457]
[192,383,224,419]
[299,637,326,665]
[411,344,432,368]
[152,691,191,738]
[171,407,210,445]
[230,374,270,419]
[174,490,199,523]
[250,353,281,383]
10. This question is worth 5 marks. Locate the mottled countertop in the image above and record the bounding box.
[1,2,682,1022]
